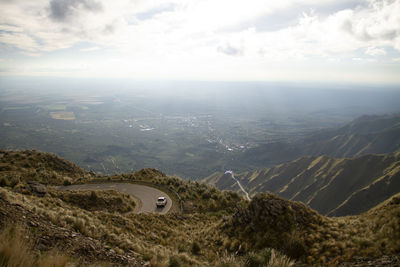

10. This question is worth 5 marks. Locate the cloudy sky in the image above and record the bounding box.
[1,0,400,84]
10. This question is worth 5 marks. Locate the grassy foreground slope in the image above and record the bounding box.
[0,150,399,266]
[224,193,400,265]
[205,152,400,216]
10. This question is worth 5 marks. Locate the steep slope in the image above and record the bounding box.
[0,150,250,266]
[0,149,92,185]
[224,192,400,265]
[205,152,400,216]
[234,114,400,169]
[1,150,400,266]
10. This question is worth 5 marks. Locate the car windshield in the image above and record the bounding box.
[157,197,165,201]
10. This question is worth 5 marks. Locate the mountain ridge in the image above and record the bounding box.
[232,113,400,171]
[204,151,400,216]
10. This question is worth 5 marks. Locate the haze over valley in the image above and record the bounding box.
[1,78,400,179]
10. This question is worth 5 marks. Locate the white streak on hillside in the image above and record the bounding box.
[225,170,250,201]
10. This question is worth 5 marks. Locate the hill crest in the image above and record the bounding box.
[205,152,400,216]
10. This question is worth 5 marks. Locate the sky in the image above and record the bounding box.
[0,0,400,84]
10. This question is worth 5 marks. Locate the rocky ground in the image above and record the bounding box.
[0,196,144,266]
[338,255,400,266]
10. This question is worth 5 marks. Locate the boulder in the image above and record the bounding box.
[27,181,47,197]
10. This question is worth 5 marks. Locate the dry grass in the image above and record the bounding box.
[1,150,400,266]
[3,177,398,266]
[37,252,69,267]
[300,195,400,265]
[1,184,235,266]
[0,225,35,267]
[0,225,69,267]
[225,192,400,265]
[0,150,92,185]
[2,177,399,266]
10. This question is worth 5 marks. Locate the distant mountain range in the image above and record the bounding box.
[231,114,400,170]
[205,114,400,216]
[205,152,400,216]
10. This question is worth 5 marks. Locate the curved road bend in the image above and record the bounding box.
[59,183,172,214]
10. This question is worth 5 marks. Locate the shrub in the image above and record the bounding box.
[168,255,181,267]
[0,178,7,187]
[191,241,201,255]
[89,191,98,201]
[177,243,187,253]
[0,190,7,201]
[142,254,151,261]
[9,177,19,188]
[284,235,306,259]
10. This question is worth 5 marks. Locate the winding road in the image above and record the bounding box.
[59,183,172,214]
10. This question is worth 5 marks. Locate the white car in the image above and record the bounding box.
[156,197,167,207]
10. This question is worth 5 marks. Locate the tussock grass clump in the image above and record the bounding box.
[0,225,69,267]
[217,248,294,267]
[0,225,34,267]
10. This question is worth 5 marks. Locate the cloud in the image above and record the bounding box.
[49,0,103,22]
[217,43,243,56]
[341,0,400,42]
[80,46,100,52]
[365,46,386,56]
[20,51,41,57]
[0,32,40,51]
[0,0,400,83]
[136,3,176,21]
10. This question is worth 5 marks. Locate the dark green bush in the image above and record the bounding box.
[89,191,98,201]
[168,255,181,267]
[9,177,19,188]
[191,241,201,255]
[0,178,7,187]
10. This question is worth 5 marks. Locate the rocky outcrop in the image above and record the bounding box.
[27,181,47,197]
